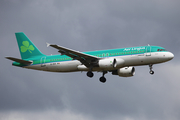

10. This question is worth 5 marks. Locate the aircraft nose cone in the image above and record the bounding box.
[167,52,174,60]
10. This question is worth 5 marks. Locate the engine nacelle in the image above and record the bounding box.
[98,58,114,68]
[98,58,125,69]
[113,58,125,68]
[112,67,135,77]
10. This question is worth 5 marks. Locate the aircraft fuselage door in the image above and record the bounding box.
[41,57,46,67]
[146,46,151,56]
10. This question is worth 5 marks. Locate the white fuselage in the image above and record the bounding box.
[25,51,174,72]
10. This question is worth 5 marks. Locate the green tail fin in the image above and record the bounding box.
[15,32,45,59]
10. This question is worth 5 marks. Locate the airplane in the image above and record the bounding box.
[6,32,174,83]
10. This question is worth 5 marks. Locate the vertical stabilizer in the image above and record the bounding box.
[15,32,45,59]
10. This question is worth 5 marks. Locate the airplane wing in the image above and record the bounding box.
[48,43,99,67]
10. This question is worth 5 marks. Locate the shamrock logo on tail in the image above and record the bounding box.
[21,41,34,53]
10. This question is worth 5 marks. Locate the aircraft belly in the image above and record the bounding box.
[55,61,80,72]
[121,55,140,66]
[24,64,45,71]
[24,61,81,72]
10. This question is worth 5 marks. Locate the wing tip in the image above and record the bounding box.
[46,42,50,47]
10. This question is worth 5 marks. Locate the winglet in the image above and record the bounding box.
[46,42,50,47]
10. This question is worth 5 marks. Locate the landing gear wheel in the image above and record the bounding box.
[99,77,106,83]
[149,64,154,75]
[150,70,154,75]
[87,71,94,78]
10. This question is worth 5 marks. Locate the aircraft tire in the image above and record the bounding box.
[150,70,154,75]
[99,77,106,83]
[87,71,94,78]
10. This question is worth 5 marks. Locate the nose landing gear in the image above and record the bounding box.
[149,64,154,75]
[150,70,154,74]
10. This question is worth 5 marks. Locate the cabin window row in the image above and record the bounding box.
[50,58,73,61]
[50,51,145,61]
[95,51,145,57]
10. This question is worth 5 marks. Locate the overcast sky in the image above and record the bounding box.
[1,0,180,120]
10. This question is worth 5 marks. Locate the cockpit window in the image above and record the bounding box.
[157,49,166,51]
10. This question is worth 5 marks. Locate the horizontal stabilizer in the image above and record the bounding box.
[5,57,32,65]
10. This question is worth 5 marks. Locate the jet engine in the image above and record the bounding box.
[98,58,124,69]
[112,67,135,77]
[98,58,114,68]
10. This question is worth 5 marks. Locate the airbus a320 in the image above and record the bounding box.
[6,33,174,83]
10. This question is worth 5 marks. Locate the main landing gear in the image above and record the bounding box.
[99,71,107,83]
[87,71,94,78]
[149,64,154,75]
[86,71,107,83]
